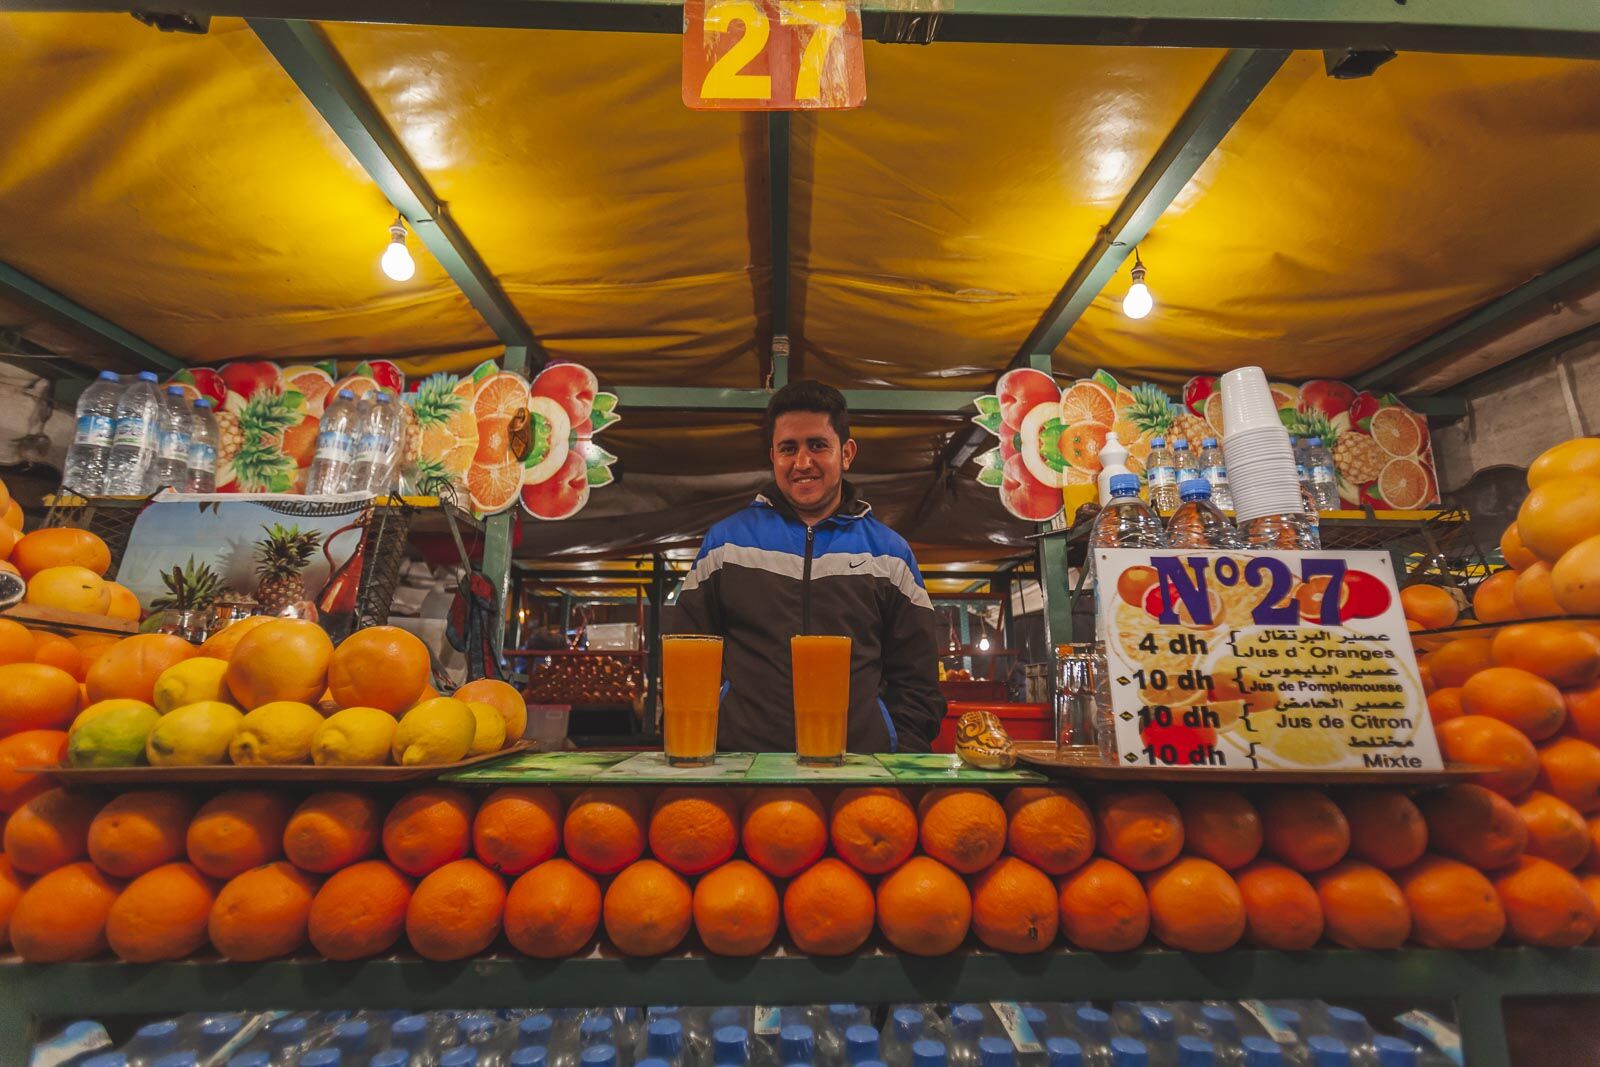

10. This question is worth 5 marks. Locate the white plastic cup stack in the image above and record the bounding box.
[1218,367,1305,525]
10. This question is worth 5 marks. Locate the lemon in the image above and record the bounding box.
[229,700,326,765]
[71,698,155,737]
[152,656,231,713]
[312,706,398,766]
[147,701,244,766]
[392,697,475,766]
[464,701,508,755]
[67,702,160,767]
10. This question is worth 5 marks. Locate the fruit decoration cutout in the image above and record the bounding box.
[969,368,1068,522]
[521,363,620,522]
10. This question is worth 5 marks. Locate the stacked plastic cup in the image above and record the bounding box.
[1217,367,1319,550]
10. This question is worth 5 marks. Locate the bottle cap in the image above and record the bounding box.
[1108,1036,1148,1067]
[1173,438,1188,449]
[193,397,213,409]
[1021,1007,1047,1029]
[892,1008,925,1040]
[978,1037,1014,1067]
[459,1016,496,1039]
[714,1026,750,1066]
[579,1050,615,1067]
[135,1021,179,1046]
[82,1056,128,1067]
[1306,1036,1350,1067]
[335,1020,369,1049]
[780,1023,815,1063]
[442,1049,481,1067]
[97,370,120,381]
[1139,1008,1174,1039]
[1308,436,1322,447]
[1179,479,1211,501]
[1202,436,1217,448]
[391,1015,429,1047]
[1199,1006,1237,1036]
[710,1008,745,1031]
[337,388,356,400]
[845,1025,880,1060]
[1074,1008,1110,1041]
[1045,1038,1082,1067]
[648,1019,685,1056]
[1108,473,1140,496]
[1176,1037,1215,1067]
[648,1007,680,1020]
[1241,1037,1284,1067]
[951,1005,984,1035]
[1151,436,1166,448]
[638,1060,672,1067]
[228,1056,270,1067]
[268,1017,308,1041]
[375,391,393,403]
[512,1050,548,1067]
[830,1004,860,1022]
[521,1015,555,1040]
[580,1016,614,1039]
[137,370,159,382]
[166,385,186,395]
[911,1039,947,1067]
[1372,1037,1420,1067]
[299,1052,341,1067]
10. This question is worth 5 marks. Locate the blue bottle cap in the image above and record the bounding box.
[1045,1038,1082,1067]
[521,1014,555,1040]
[460,1015,497,1039]
[375,392,393,403]
[81,1056,127,1067]
[193,396,213,409]
[978,1036,1014,1067]
[1241,1037,1284,1067]
[228,1056,270,1067]
[336,1020,370,1050]
[1372,1037,1419,1067]
[135,1021,179,1046]
[780,1023,815,1063]
[512,1050,549,1067]
[1074,1008,1110,1042]
[138,371,159,382]
[1108,473,1141,496]
[267,1017,309,1045]
[1276,1011,1303,1038]
[648,1006,681,1020]
[1176,1037,1215,1067]
[337,388,356,400]
[98,370,120,381]
[893,1009,925,1040]
[166,385,186,396]
[1139,1007,1174,1040]
[372,1052,411,1067]
[856,1062,888,1067]
[1151,436,1166,448]
[580,1016,614,1040]
[1308,437,1322,447]
[648,1019,685,1057]
[845,1024,880,1062]
[392,1015,429,1048]
[1022,1007,1047,1030]
[1306,1036,1351,1067]
[951,1005,984,1036]
[300,1052,341,1067]
[1179,478,1211,501]
[1202,437,1217,448]
[151,1057,199,1067]
[201,1015,244,1039]
[442,1049,480,1067]
[912,1039,947,1067]
[1109,1037,1147,1067]
[1174,438,1189,449]
[1200,1006,1237,1036]
[1325,1007,1367,1045]
[714,1025,750,1066]
[638,1059,672,1067]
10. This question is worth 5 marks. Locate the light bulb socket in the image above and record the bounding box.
[388,219,408,245]
[1130,262,1146,286]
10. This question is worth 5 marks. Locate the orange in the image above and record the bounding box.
[1425,639,1494,689]
[1472,570,1521,624]
[1552,532,1600,615]
[1420,785,1527,870]
[68,633,119,673]
[473,786,563,876]
[649,788,740,876]
[970,856,1059,954]
[1566,683,1600,745]
[783,857,875,956]
[9,861,120,962]
[1419,663,1437,695]
[406,858,505,961]
[1003,787,1094,875]
[87,789,195,878]
[327,626,431,714]
[1315,860,1411,949]
[0,857,22,949]
[1494,855,1597,947]
[1491,622,1600,688]
[0,662,80,733]
[1396,855,1505,950]
[1261,789,1350,873]
[1401,585,1458,629]
[1177,788,1261,870]
[563,788,647,876]
[1530,439,1600,487]
[1535,737,1600,813]
[829,787,918,875]
[0,729,69,812]
[308,859,413,960]
[1500,522,1539,570]
[225,619,334,709]
[11,528,111,579]
[1339,790,1427,870]
[0,618,34,665]
[1144,856,1246,953]
[693,859,780,957]
[1437,716,1541,797]
[1093,788,1184,872]
[25,565,111,614]
[918,787,1007,874]
[186,789,294,880]
[1516,475,1600,563]
[196,616,274,661]
[209,861,319,961]
[742,788,827,878]
[1512,561,1564,617]
[603,858,692,956]
[382,787,476,877]
[454,678,528,741]
[1460,667,1566,740]
[283,790,383,873]
[1517,791,1591,870]
[1057,857,1149,951]
[876,855,971,956]
[505,858,602,959]
[85,634,196,704]
[5,787,102,874]
[30,631,85,681]
[1427,688,1465,726]
[105,862,217,962]
[104,583,141,622]
[1234,858,1322,950]
[1586,817,1600,875]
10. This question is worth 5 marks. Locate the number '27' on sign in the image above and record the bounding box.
[683,0,866,110]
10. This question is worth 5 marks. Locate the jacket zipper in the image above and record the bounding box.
[801,525,814,634]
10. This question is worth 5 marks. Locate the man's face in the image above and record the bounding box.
[770,410,857,520]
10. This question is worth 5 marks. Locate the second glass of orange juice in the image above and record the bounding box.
[791,634,851,765]
[662,634,723,765]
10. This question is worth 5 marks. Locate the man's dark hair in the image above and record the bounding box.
[764,379,850,446]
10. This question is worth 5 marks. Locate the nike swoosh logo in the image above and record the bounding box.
[849,559,866,569]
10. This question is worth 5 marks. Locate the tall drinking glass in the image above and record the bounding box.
[662,635,723,766]
[791,635,851,765]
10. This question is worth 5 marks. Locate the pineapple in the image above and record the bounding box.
[149,556,224,612]
[224,390,304,492]
[217,410,244,465]
[399,401,421,467]
[253,523,322,615]
[1126,383,1177,440]
[1334,433,1387,499]
[1170,410,1211,449]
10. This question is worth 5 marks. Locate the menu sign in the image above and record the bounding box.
[1094,548,1441,774]
[683,0,865,110]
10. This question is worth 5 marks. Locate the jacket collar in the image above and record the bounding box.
[754,479,871,526]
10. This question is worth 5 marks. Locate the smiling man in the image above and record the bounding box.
[666,380,946,753]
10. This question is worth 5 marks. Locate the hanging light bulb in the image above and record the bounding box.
[380,216,415,282]
[1122,249,1153,320]
[977,636,991,652]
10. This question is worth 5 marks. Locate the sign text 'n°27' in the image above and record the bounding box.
[683,0,866,110]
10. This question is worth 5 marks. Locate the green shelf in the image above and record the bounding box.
[443,750,1049,785]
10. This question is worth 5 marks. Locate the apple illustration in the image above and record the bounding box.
[169,367,228,406]
[1299,380,1356,420]
[999,453,1062,521]
[366,360,404,395]
[219,360,282,400]
[1183,375,1218,417]
[998,423,1020,462]
[1348,390,1382,432]
[522,450,590,520]
[1341,569,1391,620]
[995,368,1059,431]
[532,363,598,426]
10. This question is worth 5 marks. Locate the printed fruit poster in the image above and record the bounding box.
[1095,547,1441,774]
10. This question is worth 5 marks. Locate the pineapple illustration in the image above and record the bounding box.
[1170,408,1212,449]
[1125,383,1177,443]
[149,556,224,613]
[253,523,322,615]
[406,373,475,497]
[220,390,304,492]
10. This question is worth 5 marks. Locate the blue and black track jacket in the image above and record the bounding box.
[664,481,947,753]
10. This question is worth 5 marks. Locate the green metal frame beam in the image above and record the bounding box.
[38,0,1600,56]
[482,345,531,658]
[1450,319,1600,397]
[247,19,539,354]
[611,385,979,414]
[0,261,185,374]
[1353,242,1600,393]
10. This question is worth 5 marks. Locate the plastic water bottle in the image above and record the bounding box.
[1188,1008,1242,1067]
[947,1007,985,1067]
[300,1052,341,1067]
[716,1028,753,1067]
[514,1050,550,1067]
[1045,1039,1082,1067]
[846,1027,882,1066]
[261,1016,310,1066]
[780,1026,816,1067]
[229,1054,270,1067]
[84,1055,129,1067]
[185,398,220,492]
[912,1042,947,1067]
[882,1011,929,1067]
[105,370,162,495]
[1240,1039,1282,1067]
[1305,437,1339,511]
[1109,1038,1147,1067]
[62,370,123,495]
[443,1049,481,1067]
[307,389,359,495]
[1175,1039,1214,1067]
[1198,437,1232,512]
[390,1015,433,1066]
[1071,1009,1112,1067]
[347,391,404,494]
[1320,1010,1372,1067]
[1173,439,1200,488]
[126,1021,181,1066]
[1167,480,1244,549]
[1136,1009,1176,1067]
[1146,436,1179,514]
[649,1020,687,1067]
[154,385,193,489]
[1304,1039,1350,1067]
[1369,1039,1417,1067]
[333,1020,372,1060]
[195,1015,246,1059]
[374,1052,414,1067]
[1097,431,1132,507]
[1290,438,1310,489]
[978,1039,1014,1067]
[1093,475,1169,551]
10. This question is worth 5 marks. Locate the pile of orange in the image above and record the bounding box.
[8,526,141,622]
[4,777,1596,963]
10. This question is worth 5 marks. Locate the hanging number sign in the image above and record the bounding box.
[683,0,865,110]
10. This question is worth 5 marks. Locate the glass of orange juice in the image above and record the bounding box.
[791,634,851,765]
[662,634,723,766]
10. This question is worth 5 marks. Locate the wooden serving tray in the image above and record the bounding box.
[28,742,532,786]
[3,603,139,636]
[1013,741,1486,786]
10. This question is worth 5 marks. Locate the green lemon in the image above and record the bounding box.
[67,702,161,767]
[464,701,508,756]
[151,656,231,713]
[392,697,476,766]
[147,701,244,766]
[229,701,326,765]
[312,706,399,766]
[71,698,155,738]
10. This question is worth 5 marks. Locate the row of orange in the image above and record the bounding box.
[1,780,1597,964]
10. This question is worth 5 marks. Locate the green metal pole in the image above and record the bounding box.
[481,345,530,660]
[644,553,666,738]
